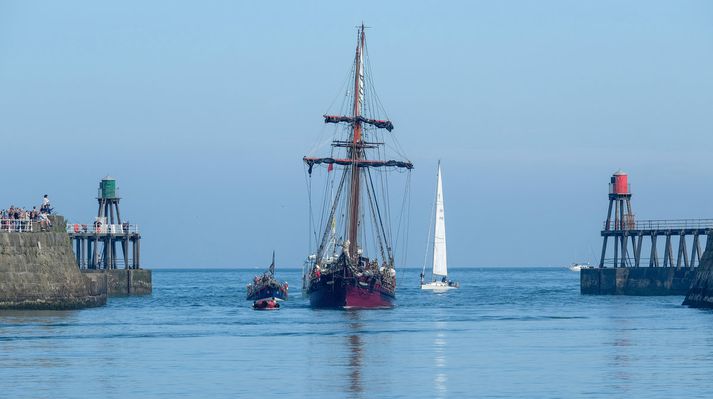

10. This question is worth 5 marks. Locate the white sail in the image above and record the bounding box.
[432,165,447,277]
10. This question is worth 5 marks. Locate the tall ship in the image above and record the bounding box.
[302,24,413,308]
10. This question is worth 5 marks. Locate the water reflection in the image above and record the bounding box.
[346,311,364,397]
[604,304,633,394]
[0,310,78,371]
[0,309,77,325]
[433,321,448,398]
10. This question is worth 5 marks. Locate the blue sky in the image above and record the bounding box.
[1,1,712,268]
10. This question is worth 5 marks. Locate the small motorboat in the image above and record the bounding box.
[253,298,280,310]
[569,262,592,272]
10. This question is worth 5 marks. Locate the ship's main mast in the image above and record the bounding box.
[347,24,365,261]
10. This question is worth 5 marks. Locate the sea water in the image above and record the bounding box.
[1,268,713,398]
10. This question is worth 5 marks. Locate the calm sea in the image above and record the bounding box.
[1,268,713,398]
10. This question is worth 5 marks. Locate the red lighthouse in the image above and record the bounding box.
[610,170,629,195]
[599,170,635,267]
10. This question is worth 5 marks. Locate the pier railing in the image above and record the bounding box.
[603,219,713,231]
[0,219,34,232]
[66,223,140,234]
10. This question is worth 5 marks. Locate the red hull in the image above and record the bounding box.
[342,285,393,308]
[253,298,280,310]
[308,275,395,309]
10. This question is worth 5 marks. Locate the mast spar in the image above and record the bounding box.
[347,23,365,261]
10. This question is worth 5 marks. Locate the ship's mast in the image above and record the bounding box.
[302,23,413,266]
[347,24,365,261]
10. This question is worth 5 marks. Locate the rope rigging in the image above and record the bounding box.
[302,24,412,281]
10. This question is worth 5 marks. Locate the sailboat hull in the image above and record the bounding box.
[420,281,458,292]
[308,277,395,309]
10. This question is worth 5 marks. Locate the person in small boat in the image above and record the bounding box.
[441,276,447,283]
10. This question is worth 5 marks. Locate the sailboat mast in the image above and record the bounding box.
[348,24,365,260]
[269,250,275,275]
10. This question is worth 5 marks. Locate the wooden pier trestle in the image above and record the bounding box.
[67,176,142,270]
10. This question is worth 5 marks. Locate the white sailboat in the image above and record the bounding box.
[421,163,459,291]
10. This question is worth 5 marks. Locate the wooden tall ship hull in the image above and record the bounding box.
[246,282,288,302]
[308,276,394,309]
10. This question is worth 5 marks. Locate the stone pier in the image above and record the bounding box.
[82,269,152,296]
[0,216,107,309]
[581,267,697,295]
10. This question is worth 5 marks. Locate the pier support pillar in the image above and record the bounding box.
[634,233,643,267]
[664,234,673,267]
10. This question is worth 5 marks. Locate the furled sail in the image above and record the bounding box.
[432,165,447,277]
[357,42,365,113]
[323,115,394,131]
[303,157,413,174]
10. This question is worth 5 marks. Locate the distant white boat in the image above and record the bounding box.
[421,163,459,292]
[569,262,592,272]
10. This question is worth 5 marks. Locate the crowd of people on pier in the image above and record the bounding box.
[0,195,53,231]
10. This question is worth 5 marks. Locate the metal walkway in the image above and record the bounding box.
[600,219,713,268]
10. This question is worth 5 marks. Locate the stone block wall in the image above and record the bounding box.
[581,267,697,295]
[683,234,713,307]
[82,269,152,296]
[0,219,107,309]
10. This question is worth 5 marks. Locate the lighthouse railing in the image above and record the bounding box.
[66,223,140,234]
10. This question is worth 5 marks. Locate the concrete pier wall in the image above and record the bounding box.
[683,234,713,307]
[0,216,107,309]
[581,267,697,295]
[82,269,152,296]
